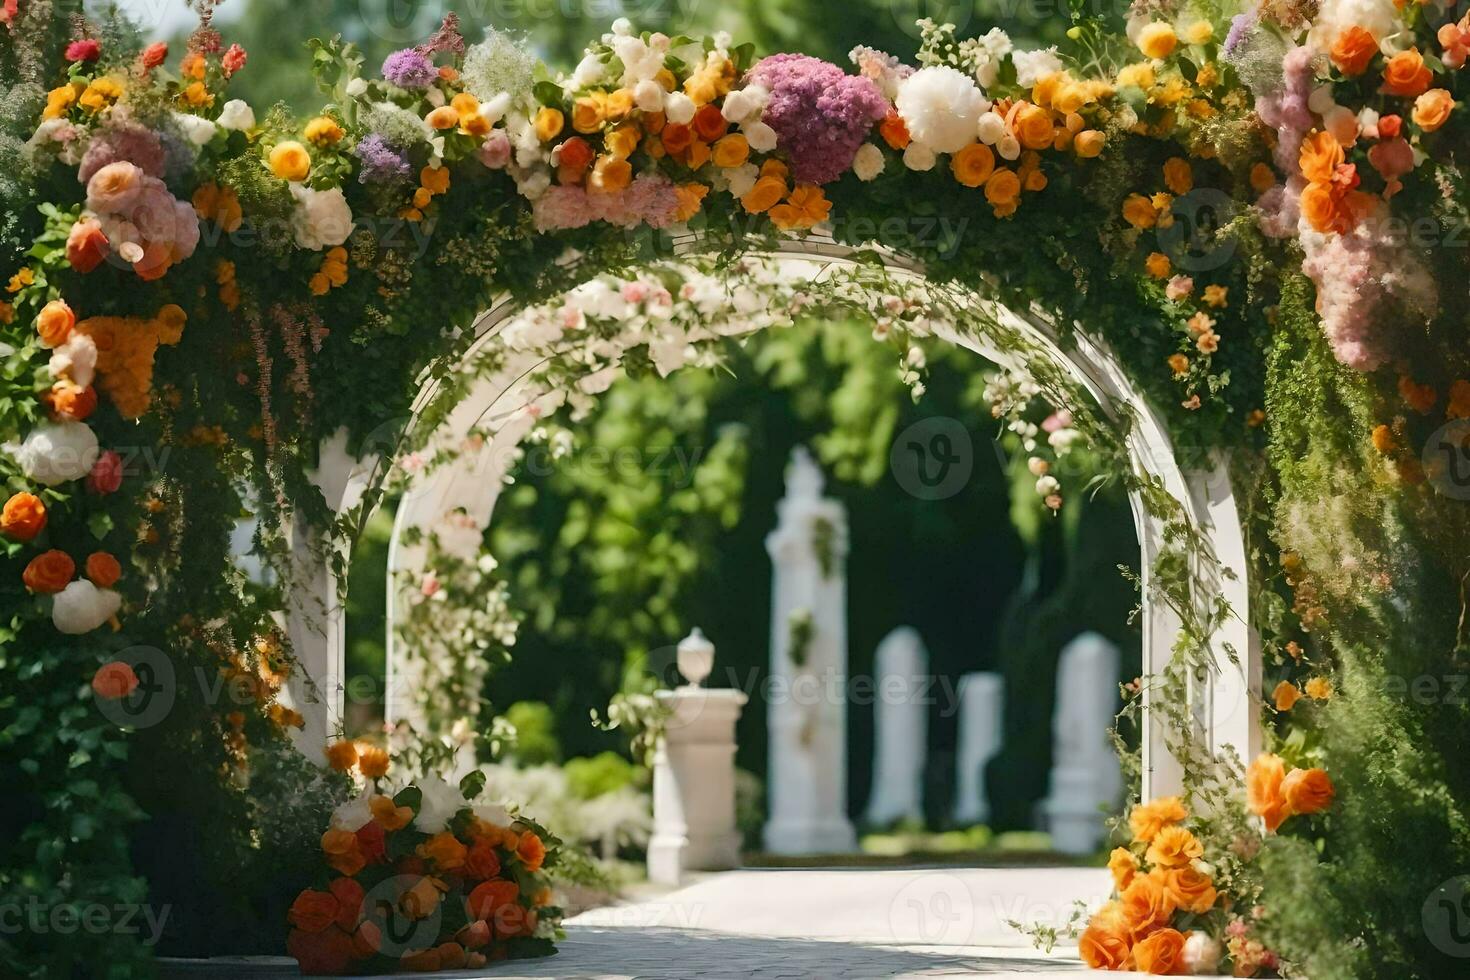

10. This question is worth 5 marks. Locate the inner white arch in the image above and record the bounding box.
[285,234,1260,800]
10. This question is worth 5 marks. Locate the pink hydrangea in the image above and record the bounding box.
[533,185,595,232]
[746,54,889,184]
[78,121,167,184]
[533,174,680,232]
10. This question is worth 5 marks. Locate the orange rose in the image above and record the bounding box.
[879,110,910,149]
[36,299,76,348]
[589,156,633,194]
[23,549,74,593]
[1298,130,1343,184]
[491,903,535,939]
[534,107,564,142]
[1331,26,1379,77]
[1412,89,1455,133]
[425,105,459,131]
[1128,796,1187,842]
[741,175,787,214]
[400,876,446,920]
[661,123,693,155]
[984,167,1022,217]
[418,831,468,871]
[1160,866,1217,914]
[557,136,594,175]
[950,143,996,188]
[1073,129,1106,157]
[675,182,708,221]
[371,794,413,830]
[357,744,390,779]
[288,889,339,934]
[464,840,502,879]
[1011,103,1055,151]
[515,831,546,871]
[712,133,750,169]
[1078,903,1131,970]
[351,920,382,959]
[66,217,110,273]
[328,877,365,932]
[692,104,728,143]
[322,828,365,875]
[325,739,358,771]
[91,661,138,699]
[1122,193,1157,229]
[571,92,607,134]
[1162,157,1193,195]
[466,878,519,921]
[1273,680,1302,711]
[1382,47,1433,97]
[1120,871,1176,939]
[604,125,640,161]
[267,141,311,182]
[1282,767,1335,815]
[85,551,121,588]
[2,492,46,541]
[435,941,467,969]
[45,382,97,421]
[1132,927,1186,975]
[1247,752,1290,832]
[286,925,355,975]
[1107,847,1138,891]
[1145,825,1203,868]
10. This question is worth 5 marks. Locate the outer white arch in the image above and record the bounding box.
[288,233,1259,799]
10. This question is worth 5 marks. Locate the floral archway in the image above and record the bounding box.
[4,2,1469,977]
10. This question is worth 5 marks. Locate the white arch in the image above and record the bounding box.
[284,234,1260,798]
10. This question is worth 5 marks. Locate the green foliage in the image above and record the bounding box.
[502,701,562,765]
[563,751,639,801]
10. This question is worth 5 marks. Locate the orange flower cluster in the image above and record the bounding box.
[1079,796,1220,974]
[287,781,560,975]
[192,182,243,232]
[402,164,451,222]
[309,247,349,296]
[73,304,187,418]
[1246,752,1335,832]
[1298,130,1372,234]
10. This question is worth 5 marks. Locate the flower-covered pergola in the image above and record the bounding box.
[3,1,1469,977]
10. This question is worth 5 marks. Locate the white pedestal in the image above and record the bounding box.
[952,672,1004,826]
[864,627,929,826]
[648,687,748,885]
[1042,632,1122,855]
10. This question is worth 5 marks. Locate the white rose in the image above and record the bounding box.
[424,86,445,108]
[331,789,375,832]
[853,142,885,181]
[895,65,989,155]
[633,79,664,113]
[289,183,353,251]
[1181,931,1223,975]
[52,579,122,634]
[721,84,769,124]
[345,78,368,97]
[479,92,512,126]
[172,111,216,146]
[1036,475,1060,496]
[472,801,514,828]
[724,162,759,198]
[743,121,778,153]
[8,420,99,486]
[571,53,605,88]
[902,143,936,172]
[516,169,551,200]
[1011,47,1064,87]
[217,99,256,131]
[413,774,468,834]
[664,92,696,125]
[49,332,97,387]
[976,112,1007,145]
[997,134,1021,161]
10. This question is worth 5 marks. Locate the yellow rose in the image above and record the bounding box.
[304,116,344,145]
[741,175,787,214]
[1054,83,1091,115]
[1144,825,1203,868]
[1138,22,1178,60]
[1116,62,1156,90]
[572,92,607,134]
[267,140,311,182]
[604,125,641,160]
[460,112,490,137]
[451,93,480,118]
[1074,130,1106,158]
[606,88,635,119]
[1031,72,1066,108]
[589,155,632,194]
[182,81,214,108]
[712,133,750,169]
[534,107,565,142]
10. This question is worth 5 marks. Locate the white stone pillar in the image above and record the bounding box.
[1042,632,1123,855]
[952,672,1004,826]
[863,627,928,826]
[648,629,748,885]
[762,448,857,855]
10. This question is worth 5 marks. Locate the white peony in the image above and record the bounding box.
[853,142,885,181]
[743,121,778,153]
[8,420,99,486]
[49,332,97,388]
[895,66,990,155]
[289,183,353,251]
[52,579,121,634]
[172,111,216,146]
[331,788,375,832]
[1012,48,1064,87]
[413,773,468,834]
[1181,931,1224,975]
[902,142,937,172]
[663,92,696,126]
[976,112,1007,145]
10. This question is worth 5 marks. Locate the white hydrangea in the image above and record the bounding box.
[8,420,99,486]
[289,183,353,251]
[52,579,121,635]
[413,773,468,834]
[895,66,990,155]
[172,111,216,146]
[853,142,885,181]
[216,99,255,131]
[1012,47,1064,88]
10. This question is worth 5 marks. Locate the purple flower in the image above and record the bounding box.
[355,133,412,185]
[746,54,889,185]
[382,48,437,89]
[1223,11,1256,58]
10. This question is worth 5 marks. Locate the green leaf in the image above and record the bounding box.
[458,769,487,799]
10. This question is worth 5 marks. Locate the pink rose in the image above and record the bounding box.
[141,42,167,70]
[420,573,441,597]
[477,130,511,169]
[65,39,101,62]
[1367,138,1415,180]
[66,218,110,274]
[221,43,247,76]
[85,161,144,215]
[621,281,650,304]
[86,450,123,495]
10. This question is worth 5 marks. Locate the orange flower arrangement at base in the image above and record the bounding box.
[73,304,186,419]
[286,769,565,976]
